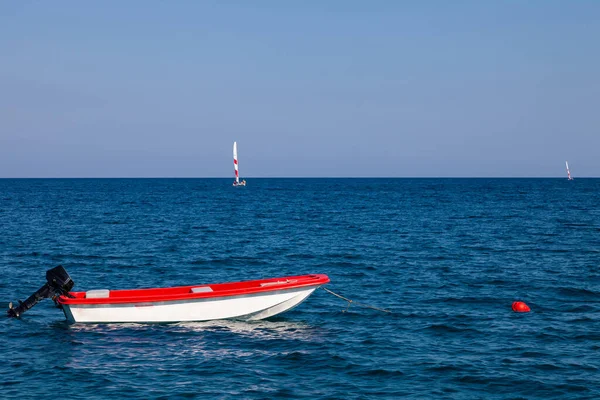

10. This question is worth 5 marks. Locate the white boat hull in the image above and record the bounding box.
[61,286,317,324]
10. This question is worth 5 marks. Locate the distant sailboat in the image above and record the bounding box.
[566,161,574,180]
[233,142,246,186]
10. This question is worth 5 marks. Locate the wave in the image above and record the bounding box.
[555,286,599,299]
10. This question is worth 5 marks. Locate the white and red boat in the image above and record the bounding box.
[232,141,246,186]
[7,266,330,324]
[566,161,574,181]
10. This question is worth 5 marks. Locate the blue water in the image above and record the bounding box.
[1,178,599,399]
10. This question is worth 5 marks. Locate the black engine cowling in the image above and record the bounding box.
[7,265,74,318]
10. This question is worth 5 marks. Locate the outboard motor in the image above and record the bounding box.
[7,265,74,318]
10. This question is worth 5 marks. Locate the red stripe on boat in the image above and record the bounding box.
[57,274,330,305]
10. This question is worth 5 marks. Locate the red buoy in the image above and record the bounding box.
[512,301,530,313]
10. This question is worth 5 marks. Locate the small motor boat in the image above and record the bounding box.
[7,266,330,324]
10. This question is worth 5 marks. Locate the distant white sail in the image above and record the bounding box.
[233,142,239,184]
[566,161,573,180]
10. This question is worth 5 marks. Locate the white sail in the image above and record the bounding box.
[233,142,239,184]
[566,161,573,180]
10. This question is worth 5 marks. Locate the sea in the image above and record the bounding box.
[0,178,598,399]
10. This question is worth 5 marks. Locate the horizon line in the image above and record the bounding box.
[0,176,596,179]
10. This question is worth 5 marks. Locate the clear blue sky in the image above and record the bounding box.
[1,1,599,177]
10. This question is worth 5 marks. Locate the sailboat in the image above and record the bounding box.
[566,161,574,180]
[233,141,246,186]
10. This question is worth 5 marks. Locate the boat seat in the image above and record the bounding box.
[191,286,213,293]
[86,289,110,299]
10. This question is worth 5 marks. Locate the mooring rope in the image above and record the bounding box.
[321,287,391,314]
